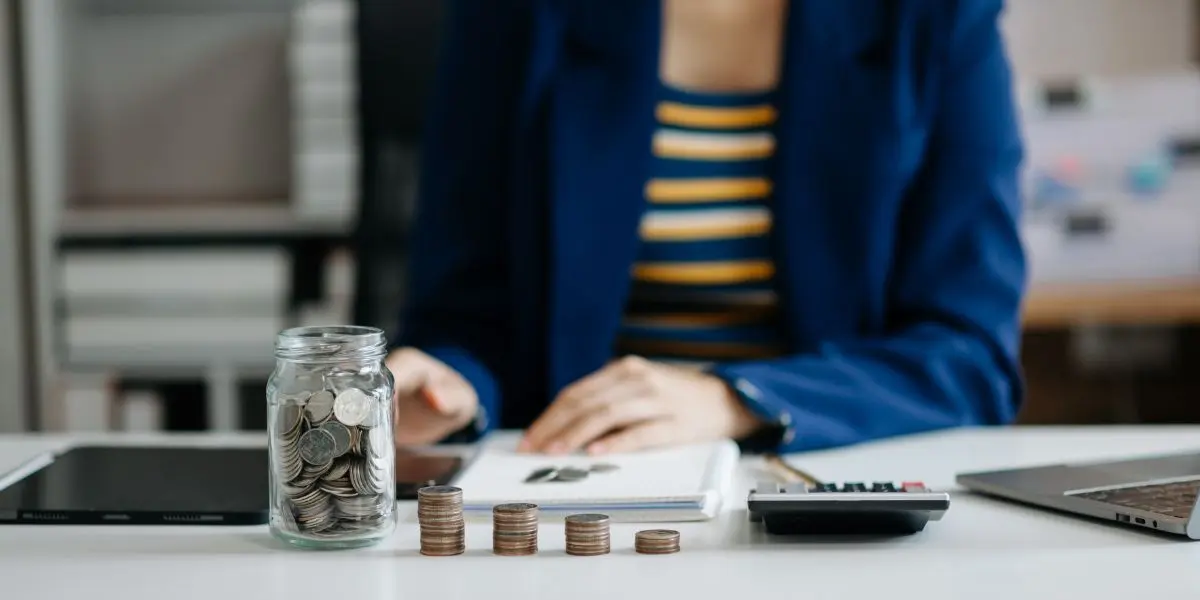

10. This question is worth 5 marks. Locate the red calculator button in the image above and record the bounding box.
[901,481,926,491]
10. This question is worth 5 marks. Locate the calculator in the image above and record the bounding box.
[747,480,951,535]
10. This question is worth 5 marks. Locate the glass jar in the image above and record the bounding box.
[267,325,396,549]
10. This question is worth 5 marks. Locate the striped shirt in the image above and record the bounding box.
[614,83,788,368]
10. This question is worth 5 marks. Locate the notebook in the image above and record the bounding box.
[452,437,741,522]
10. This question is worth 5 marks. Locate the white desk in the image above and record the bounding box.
[2,427,1200,600]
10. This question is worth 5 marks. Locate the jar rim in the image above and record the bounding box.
[274,325,388,362]
[278,325,384,339]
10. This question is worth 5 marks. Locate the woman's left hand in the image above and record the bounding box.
[518,356,765,455]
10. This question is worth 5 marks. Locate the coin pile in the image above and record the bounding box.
[564,513,611,556]
[492,503,539,556]
[418,486,466,556]
[273,386,393,539]
[634,529,681,554]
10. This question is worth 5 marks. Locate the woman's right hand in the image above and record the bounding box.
[385,347,479,446]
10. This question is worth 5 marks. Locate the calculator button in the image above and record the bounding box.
[871,482,896,492]
[843,482,867,492]
[902,481,927,492]
[814,483,839,493]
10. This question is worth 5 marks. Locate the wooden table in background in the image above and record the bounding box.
[1022,278,1200,330]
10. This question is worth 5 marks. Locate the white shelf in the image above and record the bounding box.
[58,204,352,238]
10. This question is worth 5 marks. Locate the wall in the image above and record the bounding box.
[1002,0,1197,78]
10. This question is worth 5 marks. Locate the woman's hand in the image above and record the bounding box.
[518,356,764,455]
[385,347,479,446]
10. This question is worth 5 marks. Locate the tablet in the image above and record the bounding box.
[0,445,268,525]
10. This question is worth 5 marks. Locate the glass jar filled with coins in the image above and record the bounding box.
[267,325,396,549]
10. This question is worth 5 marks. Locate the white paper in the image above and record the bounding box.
[453,437,739,520]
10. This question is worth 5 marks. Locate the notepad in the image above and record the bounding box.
[453,437,740,522]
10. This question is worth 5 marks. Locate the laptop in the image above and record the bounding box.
[956,450,1200,539]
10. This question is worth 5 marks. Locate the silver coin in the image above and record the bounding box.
[337,495,386,518]
[349,458,376,496]
[280,449,305,482]
[524,467,559,483]
[358,394,382,428]
[319,421,353,457]
[365,427,390,459]
[277,499,299,532]
[300,460,333,482]
[565,513,609,524]
[333,388,373,427]
[275,404,303,435]
[305,390,335,424]
[589,463,620,474]
[319,476,358,498]
[280,480,312,497]
[552,467,590,482]
[298,428,337,465]
[323,456,352,481]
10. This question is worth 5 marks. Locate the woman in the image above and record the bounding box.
[386,0,1027,455]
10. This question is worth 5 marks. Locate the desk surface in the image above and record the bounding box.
[2,427,1200,600]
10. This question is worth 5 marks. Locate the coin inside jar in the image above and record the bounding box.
[305,390,335,424]
[298,428,337,466]
[318,421,353,457]
[333,388,373,426]
[275,403,303,435]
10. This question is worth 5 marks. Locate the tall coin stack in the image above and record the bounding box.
[273,386,393,539]
[418,486,466,556]
[564,513,611,556]
[635,529,681,554]
[492,503,539,556]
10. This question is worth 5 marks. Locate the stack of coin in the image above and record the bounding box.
[634,529,681,554]
[418,486,466,556]
[564,513,610,556]
[492,503,539,556]
[272,384,394,539]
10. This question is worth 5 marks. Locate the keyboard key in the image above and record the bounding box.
[843,482,867,492]
[871,482,896,492]
[814,483,839,493]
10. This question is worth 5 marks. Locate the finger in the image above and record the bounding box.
[548,395,669,455]
[521,364,629,450]
[422,375,475,417]
[387,350,435,395]
[586,420,678,455]
[523,367,648,451]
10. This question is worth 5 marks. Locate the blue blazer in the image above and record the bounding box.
[396,0,1027,453]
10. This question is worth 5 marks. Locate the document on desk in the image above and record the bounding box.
[452,437,740,522]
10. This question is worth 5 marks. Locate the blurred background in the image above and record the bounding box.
[0,0,1197,434]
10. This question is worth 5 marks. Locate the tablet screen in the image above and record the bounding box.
[0,446,268,523]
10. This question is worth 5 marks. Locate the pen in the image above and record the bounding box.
[763,453,823,487]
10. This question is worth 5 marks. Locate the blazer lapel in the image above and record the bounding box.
[545,0,661,393]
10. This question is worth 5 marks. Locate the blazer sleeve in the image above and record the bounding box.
[394,0,533,438]
[710,0,1027,453]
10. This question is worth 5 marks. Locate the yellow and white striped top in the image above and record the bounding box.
[615,83,787,367]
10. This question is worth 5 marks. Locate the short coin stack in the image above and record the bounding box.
[634,529,681,554]
[273,387,392,538]
[492,503,540,556]
[564,513,611,556]
[418,486,466,556]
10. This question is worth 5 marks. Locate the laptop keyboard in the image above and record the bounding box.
[1072,479,1200,519]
